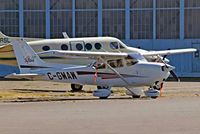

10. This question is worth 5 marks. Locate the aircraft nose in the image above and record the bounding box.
[161,64,175,72]
[163,58,170,63]
[166,64,175,71]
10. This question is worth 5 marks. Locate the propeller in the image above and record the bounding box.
[163,55,167,60]
[158,55,180,82]
[156,55,180,97]
[170,70,180,82]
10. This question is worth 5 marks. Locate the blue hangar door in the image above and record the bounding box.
[192,43,200,72]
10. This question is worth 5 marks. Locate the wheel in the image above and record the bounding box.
[132,95,141,98]
[97,86,110,89]
[99,97,108,99]
[97,86,102,89]
[71,84,83,92]
[94,86,111,99]
[151,96,158,99]
[145,87,160,99]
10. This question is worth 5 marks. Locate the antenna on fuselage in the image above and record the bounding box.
[62,32,69,38]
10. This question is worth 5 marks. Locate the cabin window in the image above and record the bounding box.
[76,43,83,50]
[110,42,119,49]
[85,43,92,50]
[94,43,102,50]
[42,46,50,51]
[61,44,68,50]
[107,59,123,68]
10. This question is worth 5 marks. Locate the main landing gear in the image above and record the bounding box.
[71,84,83,92]
[93,86,111,99]
[71,84,112,99]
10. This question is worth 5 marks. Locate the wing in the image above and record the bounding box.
[5,73,45,80]
[38,50,129,59]
[142,48,197,56]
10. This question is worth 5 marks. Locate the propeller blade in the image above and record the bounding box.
[157,55,180,82]
[170,70,180,82]
[163,55,167,60]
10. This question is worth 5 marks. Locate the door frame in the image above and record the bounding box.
[69,41,86,51]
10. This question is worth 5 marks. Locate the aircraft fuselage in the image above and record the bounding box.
[35,61,170,88]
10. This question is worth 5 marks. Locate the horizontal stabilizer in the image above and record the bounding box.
[5,73,44,80]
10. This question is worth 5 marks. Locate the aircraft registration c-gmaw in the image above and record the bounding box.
[5,39,196,99]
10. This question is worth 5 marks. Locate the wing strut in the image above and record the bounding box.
[98,57,142,97]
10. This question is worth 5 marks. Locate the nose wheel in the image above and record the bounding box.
[145,82,163,99]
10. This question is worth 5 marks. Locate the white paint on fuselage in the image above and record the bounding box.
[29,37,147,54]
[40,61,170,88]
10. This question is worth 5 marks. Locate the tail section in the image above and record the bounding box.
[11,39,47,73]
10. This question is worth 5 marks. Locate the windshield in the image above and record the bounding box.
[117,40,126,49]
[129,53,147,62]
[110,42,119,49]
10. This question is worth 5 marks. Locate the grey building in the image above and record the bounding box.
[0,0,200,77]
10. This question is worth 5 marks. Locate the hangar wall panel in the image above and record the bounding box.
[75,11,98,37]
[0,12,19,37]
[50,11,72,38]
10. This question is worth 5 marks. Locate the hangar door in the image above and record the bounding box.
[192,43,200,72]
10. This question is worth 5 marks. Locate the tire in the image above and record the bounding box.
[97,86,102,89]
[97,86,110,89]
[96,86,111,99]
[99,97,108,99]
[132,95,141,98]
[71,84,83,92]
[151,96,158,99]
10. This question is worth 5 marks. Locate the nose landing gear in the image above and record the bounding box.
[145,82,163,99]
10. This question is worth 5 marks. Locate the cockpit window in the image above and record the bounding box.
[119,43,125,49]
[107,59,123,68]
[95,63,106,69]
[125,57,138,66]
[110,42,119,49]
[116,59,123,67]
[107,60,116,68]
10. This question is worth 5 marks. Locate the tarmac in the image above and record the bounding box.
[0,81,200,134]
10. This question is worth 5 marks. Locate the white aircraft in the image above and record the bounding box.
[5,39,196,99]
[0,32,168,67]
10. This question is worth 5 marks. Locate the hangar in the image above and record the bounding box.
[0,0,200,77]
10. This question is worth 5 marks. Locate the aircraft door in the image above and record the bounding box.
[192,43,200,72]
[70,41,85,51]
